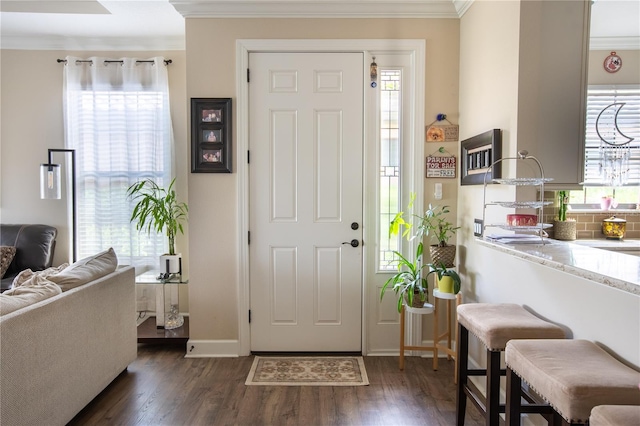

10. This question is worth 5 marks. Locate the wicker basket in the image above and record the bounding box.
[553,220,576,241]
[429,244,456,268]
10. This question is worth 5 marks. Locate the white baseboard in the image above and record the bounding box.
[184,339,240,358]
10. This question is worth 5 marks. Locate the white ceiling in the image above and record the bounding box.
[0,0,638,51]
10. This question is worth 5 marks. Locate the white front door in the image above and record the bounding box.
[248,52,364,352]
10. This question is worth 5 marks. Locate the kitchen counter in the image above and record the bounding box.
[571,238,640,252]
[477,237,640,295]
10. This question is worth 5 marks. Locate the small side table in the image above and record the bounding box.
[399,303,435,370]
[136,271,189,344]
[432,289,462,383]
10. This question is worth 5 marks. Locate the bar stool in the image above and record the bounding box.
[505,339,640,425]
[590,405,640,425]
[456,303,566,426]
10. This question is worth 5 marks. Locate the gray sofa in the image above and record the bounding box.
[0,265,137,425]
[1,224,57,292]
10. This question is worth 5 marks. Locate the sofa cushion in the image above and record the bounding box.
[47,248,117,292]
[0,246,17,278]
[1,224,57,292]
[0,224,57,275]
[0,275,62,316]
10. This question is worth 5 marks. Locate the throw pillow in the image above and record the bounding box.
[0,276,62,316]
[0,246,17,278]
[47,247,117,292]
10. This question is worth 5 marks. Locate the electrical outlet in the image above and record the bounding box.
[474,219,483,237]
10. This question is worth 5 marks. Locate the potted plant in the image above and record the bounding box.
[127,177,188,275]
[553,190,576,241]
[415,204,459,268]
[429,262,461,294]
[380,240,431,313]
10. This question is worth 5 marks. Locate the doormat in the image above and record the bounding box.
[245,356,369,386]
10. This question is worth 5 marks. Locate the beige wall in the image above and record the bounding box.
[184,18,460,346]
[588,49,640,85]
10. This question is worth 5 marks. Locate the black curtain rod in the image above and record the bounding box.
[57,59,172,65]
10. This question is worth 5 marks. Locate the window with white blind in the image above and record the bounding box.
[64,57,173,269]
[584,85,640,186]
[568,85,640,207]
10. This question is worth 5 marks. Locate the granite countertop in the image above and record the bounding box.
[570,238,640,251]
[477,237,640,295]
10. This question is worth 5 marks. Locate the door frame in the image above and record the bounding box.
[236,39,425,356]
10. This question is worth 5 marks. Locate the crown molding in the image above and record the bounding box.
[0,35,185,51]
[170,0,462,18]
[589,36,640,51]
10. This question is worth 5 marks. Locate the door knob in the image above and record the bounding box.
[342,239,360,248]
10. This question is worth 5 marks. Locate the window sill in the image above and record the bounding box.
[567,208,639,213]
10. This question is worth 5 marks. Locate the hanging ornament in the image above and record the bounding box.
[603,51,622,74]
[595,102,634,185]
[370,56,377,88]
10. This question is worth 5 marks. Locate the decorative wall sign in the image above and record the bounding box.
[460,129,502,185]
[426,113,459,142]
[426,147,456,178]
[603,51,622,73]
[191,98,232,173]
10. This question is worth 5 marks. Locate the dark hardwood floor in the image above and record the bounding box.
[68,344,484,426]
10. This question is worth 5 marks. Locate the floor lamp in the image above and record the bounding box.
[40,148,77,262]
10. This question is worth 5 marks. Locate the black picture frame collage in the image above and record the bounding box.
[191,98,232,173]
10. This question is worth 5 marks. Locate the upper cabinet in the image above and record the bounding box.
[515,0,591,189]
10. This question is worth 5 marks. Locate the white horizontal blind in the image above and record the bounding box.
[584,85,640,186]
[64,57,173,269]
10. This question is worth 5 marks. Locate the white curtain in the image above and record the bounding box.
[63,56,174,269]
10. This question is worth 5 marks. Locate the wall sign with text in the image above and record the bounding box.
[426,155,456,178]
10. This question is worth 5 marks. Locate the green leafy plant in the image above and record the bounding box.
[429,262,462,294]
[415,204,460,247]
[381,196,463,311]
[127,178,188,256]
[558,190,568,221]
[380,241,429,313]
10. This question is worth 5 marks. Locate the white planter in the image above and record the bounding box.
[159,253,182,275]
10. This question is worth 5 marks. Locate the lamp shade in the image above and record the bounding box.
[40,163,61,199]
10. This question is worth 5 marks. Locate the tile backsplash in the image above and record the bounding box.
[542,191,640,239]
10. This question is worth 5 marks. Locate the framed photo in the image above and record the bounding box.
[191,98,232,173]
[460,129,502,185]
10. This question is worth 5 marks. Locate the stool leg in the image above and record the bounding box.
[456,323,469,426]
[505,366,521,426]
[486,349,501,426]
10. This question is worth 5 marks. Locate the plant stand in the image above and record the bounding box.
[399,303,434,370]
[432,289,462,384]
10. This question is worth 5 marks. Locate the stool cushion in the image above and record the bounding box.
[457,303,565,351]
[506,339,640,423]
[590,405,640,426]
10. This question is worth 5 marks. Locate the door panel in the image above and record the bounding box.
[249,52,363,351]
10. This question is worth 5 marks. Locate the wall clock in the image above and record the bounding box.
[603,51,622,73]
